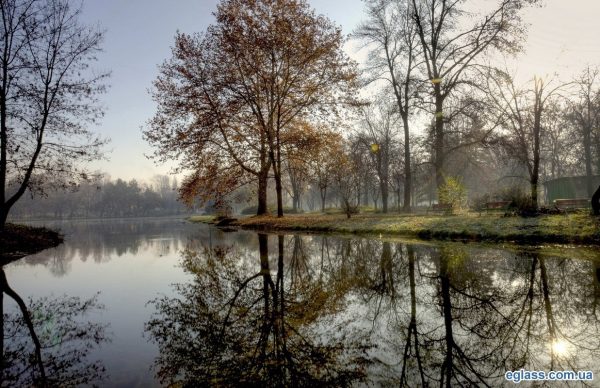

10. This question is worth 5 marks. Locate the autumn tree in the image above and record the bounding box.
[410,0,538,190]
[307,129,344,212]
[281,120,323,212]
[144,30,272,214]
[355,0,421,212]
[146,0,357,217]
[332,150,359,218]
[0,0,108,229]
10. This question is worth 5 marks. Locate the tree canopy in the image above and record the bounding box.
[144,0,358,216]
[0,0,108,229]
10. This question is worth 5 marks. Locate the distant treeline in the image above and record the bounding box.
[9,176,192,220]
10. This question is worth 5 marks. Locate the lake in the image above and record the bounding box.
[2,217,600,386]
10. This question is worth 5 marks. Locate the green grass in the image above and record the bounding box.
[206,211,600,245]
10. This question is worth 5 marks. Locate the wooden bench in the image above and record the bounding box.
[428,203,453,214]
[553,198,590,210]
[483,200,511,212]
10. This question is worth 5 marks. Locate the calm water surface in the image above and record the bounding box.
[2,217,600,386]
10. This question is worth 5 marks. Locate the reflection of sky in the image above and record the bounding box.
[4,218,260,386]
[76,0,600,182]
[4,219,204,386]
[3,219,600,385]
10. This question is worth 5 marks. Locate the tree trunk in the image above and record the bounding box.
[402,117,412,212]
[584,127,594,197]
[0,206,7,231]
[0,288,3,366]
[291,184,301,213]
[320,187,326,213]
[595,135,600,175]
[439,251,454,388]
[257,170,268,216]
[592,184,600,215]
[275,173,283,217]
[530,180,538,210]
[380,181,388,213]
[434,86,445,191]
[531,79,542,210]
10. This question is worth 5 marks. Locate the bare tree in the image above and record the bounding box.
[410,0,538,190]
[487,71,564,209]
[568,67,600,196]
[357,95,398,212]
[355,0,421,212]
[0,0,108,229]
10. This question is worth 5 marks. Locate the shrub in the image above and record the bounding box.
[499,186,536,216]
[438,177,467,212]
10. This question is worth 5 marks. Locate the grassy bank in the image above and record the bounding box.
[0,223,63,263]
[190,212,600,245]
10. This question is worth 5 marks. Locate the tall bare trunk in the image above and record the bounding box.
[583,126,594,197]
[402,117,412,212]
[434,86,445,190]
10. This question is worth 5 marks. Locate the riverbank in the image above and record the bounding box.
[0,223,63,263]
[189,212,600,245]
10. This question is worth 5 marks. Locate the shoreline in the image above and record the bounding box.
[188,212,600,245]
[0,223,63,264]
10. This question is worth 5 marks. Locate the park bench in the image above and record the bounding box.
[553,198,590,210]
[427,203,453,214]
[483,200,511,213]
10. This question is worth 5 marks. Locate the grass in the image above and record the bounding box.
[187,215,217,223]
[0,223,63,263]
[187,211,600,245]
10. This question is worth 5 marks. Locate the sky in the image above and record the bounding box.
[79,0,600,183]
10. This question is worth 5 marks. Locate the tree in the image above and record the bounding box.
[409,0,538,190]
[146,0,358,218]
[487,71,564,209]
[355,0,421,212]
[568,67,600,196]
[145,31,271,215]
[0,0,108,229]
[281,120,323,213]
[307,129,343,212]
[332,151,359,218]
[356,96,398,212]
[592,185,600,215]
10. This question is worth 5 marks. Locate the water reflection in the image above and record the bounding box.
[17,218,210,275]
[0,266,108,386]
[146,233,370,386]
[147,233,600,387]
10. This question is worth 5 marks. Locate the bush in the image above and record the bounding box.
[438,177,467,212]
[500,186,536,216]
[477,186,536,216]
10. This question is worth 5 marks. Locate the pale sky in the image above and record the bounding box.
[80,0,600,183]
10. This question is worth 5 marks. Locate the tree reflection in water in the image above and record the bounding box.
[363,244,600,387]
[0,267,108,387]
[147,233,600,387]
[146,233,370,387]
